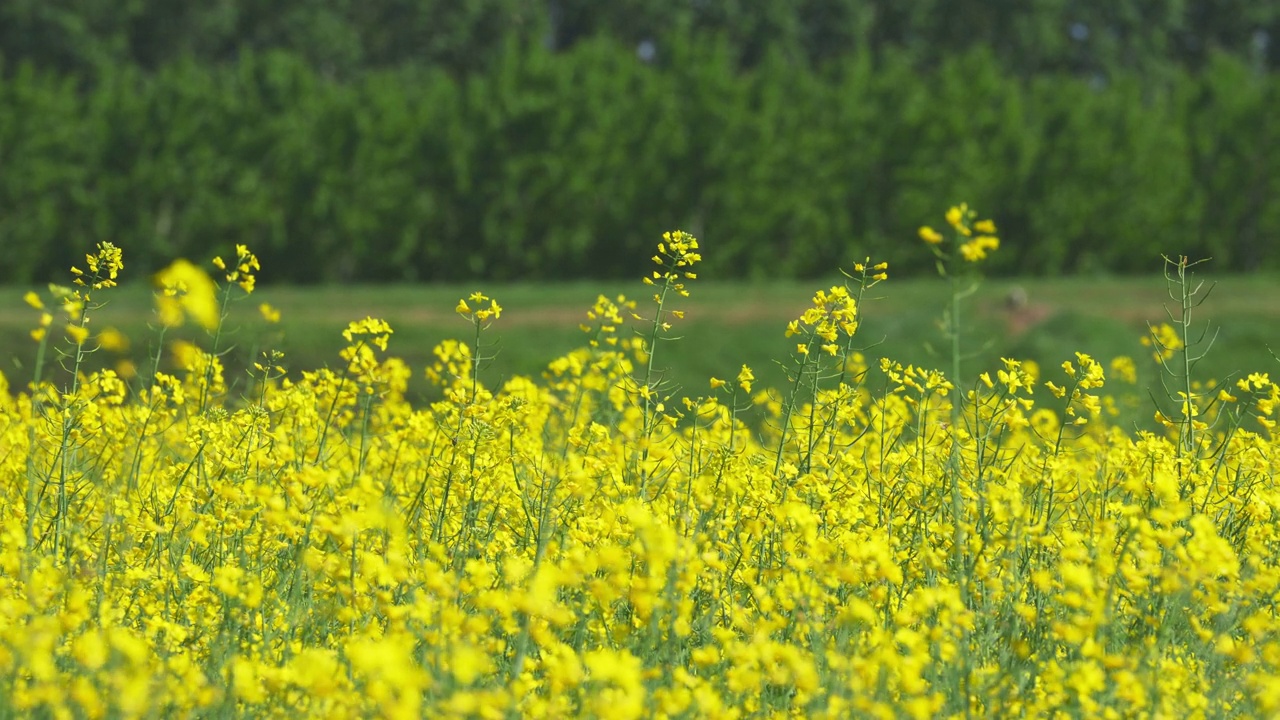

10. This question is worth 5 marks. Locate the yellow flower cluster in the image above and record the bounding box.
[643,230,700,298]
[3,237,1280,719]
[23,291,53,343]
[212,244,261,294]
[1045,352,1106,424]
[579,294,635,349]
[920,203,1000,263]
[1142,321,1185,362]
[340,317,395,382]
[456,292,503,324]
[786,285,858,357]
[155,259,220,330]
[49,242,125,346]
[71,241,124,291]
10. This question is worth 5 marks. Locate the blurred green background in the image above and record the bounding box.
[1,0,1278,283]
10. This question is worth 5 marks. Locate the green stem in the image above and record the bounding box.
[951,275,962,426]
[1177,258,1196,456]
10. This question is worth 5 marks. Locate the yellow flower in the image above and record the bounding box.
[115,359,138,379]
[342,317,394,352]
[30,311,52,342]
[450,644,492,685]
[23,291,43,310]
[67,242,126,290]
[231,245,261,293]
[918,226,944,244]
[1240,372,1271,391]
[72,632,109,670]
[1110,356,1137,384]
[66,323,90,345]
[98,326,130,353]
[259,303,281,323]
[1141,322,1183,361]
[170,339,203,371]
[457,293,502,323]
[649,230,701,298]
[85,241,124,279]
[477,300,502,322]
[1176,390,1200,418]
[154,259,220,330]
[958,235,1000,262]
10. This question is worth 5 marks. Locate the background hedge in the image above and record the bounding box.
[1,1,1277,282]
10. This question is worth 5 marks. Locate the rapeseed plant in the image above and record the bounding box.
[1,218,1279,718]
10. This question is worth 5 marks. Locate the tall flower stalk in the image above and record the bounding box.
[918,204,1000,711]
[919,202,1000,417]
[30,242,124,559]
[629,230,700,492]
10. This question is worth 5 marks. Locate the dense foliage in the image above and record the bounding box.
[3,0,1277,77]
[4,42,1279,283]
[3,220,1280,716]
[1,1,1277,282]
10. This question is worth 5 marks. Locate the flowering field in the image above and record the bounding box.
[3,208,1280,718]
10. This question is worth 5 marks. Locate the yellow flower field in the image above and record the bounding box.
[2,214,1280,718]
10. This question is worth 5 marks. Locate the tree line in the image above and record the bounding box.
[3,0,1276,77]
[0,1,1276,282]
